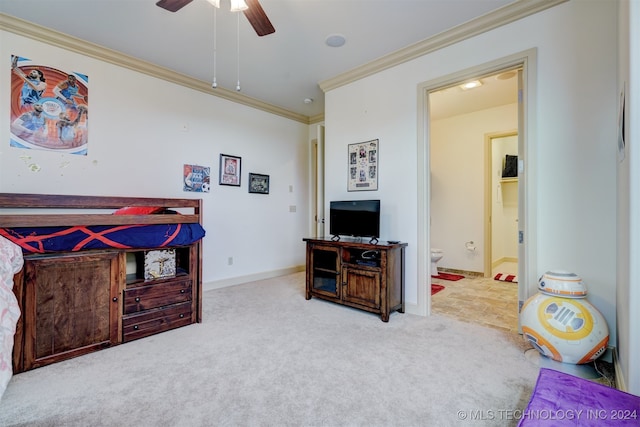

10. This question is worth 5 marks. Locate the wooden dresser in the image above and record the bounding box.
[121,246,198,342]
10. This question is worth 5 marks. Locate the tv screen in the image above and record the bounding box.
[329,200,380,239]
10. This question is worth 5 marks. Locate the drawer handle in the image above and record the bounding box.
[179,314,184,318]
[180,289,185,294]
[112,297,118,302]
[135,297,141,302]
[133,325,139,330]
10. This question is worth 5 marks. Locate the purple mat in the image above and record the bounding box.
[519,368,640,426]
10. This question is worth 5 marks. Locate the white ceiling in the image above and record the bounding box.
[0,0,519,120]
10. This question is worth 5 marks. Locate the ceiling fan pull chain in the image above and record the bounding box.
[236,12,241,92]
[212,6,218,89]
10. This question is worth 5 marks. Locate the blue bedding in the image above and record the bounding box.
[0,223,206,254]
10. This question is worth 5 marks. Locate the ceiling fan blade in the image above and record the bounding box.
[156,0,193,13]
[243,0,275,37]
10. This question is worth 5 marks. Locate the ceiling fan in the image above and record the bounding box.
[156,0,275,36]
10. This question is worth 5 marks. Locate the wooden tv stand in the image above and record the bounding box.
[303,237,407,322]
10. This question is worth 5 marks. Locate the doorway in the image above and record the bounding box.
[416,49,538,321]
[311,125,325,238]
[487,132,519,279]
[428,71,519,331]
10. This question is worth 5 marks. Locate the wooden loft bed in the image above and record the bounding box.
[0,193,202,227]
[0,193,205,373]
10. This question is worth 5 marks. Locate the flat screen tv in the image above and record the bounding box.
[329,200,380,242]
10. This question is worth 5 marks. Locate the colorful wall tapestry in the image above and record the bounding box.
[10,55,89,156]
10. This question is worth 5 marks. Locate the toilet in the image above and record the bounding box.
[430,248,444,276]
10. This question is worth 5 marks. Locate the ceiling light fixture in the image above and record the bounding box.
[304,98,314,104]
[229,0,249,12]
[206,0,248,11]
[459,80,483,90]
[208,0,249,91]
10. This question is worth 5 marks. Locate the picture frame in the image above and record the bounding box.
[348,139,378,191]
[248,173,270,194]
[219,154,241,186]
[183,164,211,193]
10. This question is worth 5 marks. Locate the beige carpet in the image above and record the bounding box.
[0,272,541,426]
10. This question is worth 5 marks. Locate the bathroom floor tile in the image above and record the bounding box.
[431,272,519,334]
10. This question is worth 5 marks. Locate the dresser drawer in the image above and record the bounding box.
[123,278,191,314]
[122,302,192,342]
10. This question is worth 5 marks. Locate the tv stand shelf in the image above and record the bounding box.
[303,237,407,322]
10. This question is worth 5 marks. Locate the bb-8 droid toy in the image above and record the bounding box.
[520,270,609,364]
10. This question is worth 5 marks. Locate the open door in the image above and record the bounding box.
[516,68,529,331]
[314,125,325,238]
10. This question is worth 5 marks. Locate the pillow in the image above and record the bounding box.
[113,206,164,215]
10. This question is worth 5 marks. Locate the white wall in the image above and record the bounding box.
[324,0,619,347]
[430,104,517,274]
[617,0,640,395]
[0,30,310,287]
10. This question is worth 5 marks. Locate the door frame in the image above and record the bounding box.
[485,130,519,278]
[416,48,538,317]
[310,125,325,238]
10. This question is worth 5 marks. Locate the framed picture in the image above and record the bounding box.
[183,164,211,193]
[219,154,241,186]
[248,173,269,194]
[348,139,378,191]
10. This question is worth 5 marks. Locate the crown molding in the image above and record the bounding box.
[319,0,568,93]
[0,13,313,124]
[307,113,325,125]
[2,0,566,125]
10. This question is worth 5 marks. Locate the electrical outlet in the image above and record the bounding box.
[227,257,233,266]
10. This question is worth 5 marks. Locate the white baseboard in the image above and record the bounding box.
[491,257,518,269]
[404,302,422,316]
[203,265,305,291]
[613,347,626,391]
